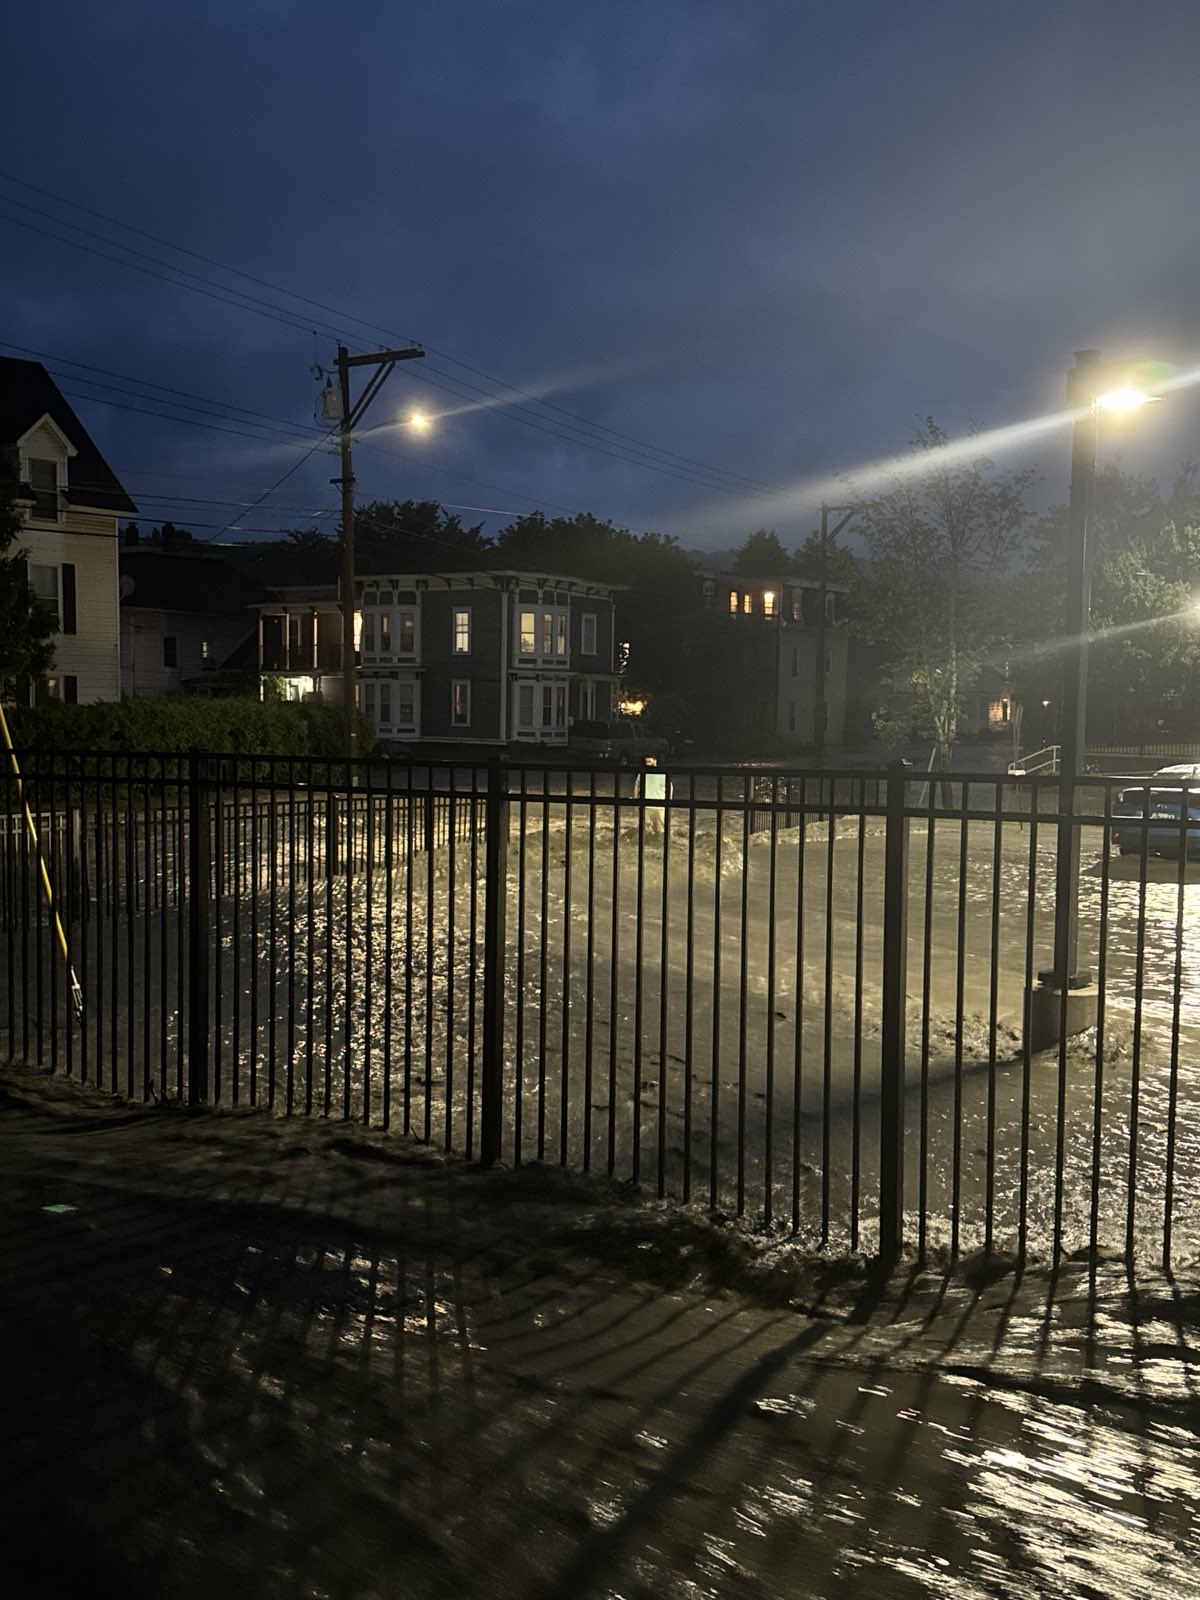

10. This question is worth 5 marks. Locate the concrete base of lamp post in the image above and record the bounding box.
[1025,980,1099,1055]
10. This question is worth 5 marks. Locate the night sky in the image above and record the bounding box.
[6,1,1200,555]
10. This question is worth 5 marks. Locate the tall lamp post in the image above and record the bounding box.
[334,342,425,758]
[1032,349,1157,1047]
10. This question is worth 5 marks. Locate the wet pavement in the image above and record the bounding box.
[1,1064,1195,1599]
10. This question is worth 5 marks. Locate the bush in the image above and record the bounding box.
[5,696,375,779]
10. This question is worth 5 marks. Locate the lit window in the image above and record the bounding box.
[379,612,391,654]
[729,590,738,615]
[519,611,536,654]
[452,680,470,726]
[555,613,567,656]
[742,593,752,614]
[582,613,597,654]
[453,608,471,654]
[764,590,776,617]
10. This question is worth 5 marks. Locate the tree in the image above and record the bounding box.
[853,420,1033,767]
[354,499,489,573]
[0,477,55,699]
[730,528,792,575]
[1086,519,1200,740]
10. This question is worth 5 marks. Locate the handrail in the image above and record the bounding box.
[1008,744,1060,777]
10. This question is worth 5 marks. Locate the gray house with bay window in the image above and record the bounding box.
[355,570,618,745]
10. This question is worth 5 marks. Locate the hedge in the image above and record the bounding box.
[5,696,375,771]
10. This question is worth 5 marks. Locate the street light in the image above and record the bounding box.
[1034,349,1158,1045]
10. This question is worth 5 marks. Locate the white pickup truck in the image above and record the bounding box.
[568,718,669,765]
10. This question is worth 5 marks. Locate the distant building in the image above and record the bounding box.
[119,545,268,697]
[255,584,344,702]
[0,355,137,703]
[356,570,619,745]
[704,572,851,748]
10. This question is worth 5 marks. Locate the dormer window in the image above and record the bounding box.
[28,459,60,521]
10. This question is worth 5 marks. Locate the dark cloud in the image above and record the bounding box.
[6,0,1200,550]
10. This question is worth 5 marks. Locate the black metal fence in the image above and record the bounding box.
[2,749,1196,1271]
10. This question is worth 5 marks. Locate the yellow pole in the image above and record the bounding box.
[0,703,84,1021]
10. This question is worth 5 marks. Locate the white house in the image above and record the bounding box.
[1,356,136,703]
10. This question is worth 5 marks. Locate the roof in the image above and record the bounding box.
[0,355,137,515]
[120,549,269,616]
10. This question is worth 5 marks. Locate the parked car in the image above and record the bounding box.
[568,718,669,765]
[1110,788,1200,858]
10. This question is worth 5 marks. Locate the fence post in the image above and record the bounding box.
[187,746,211,1106]
[480,755,508,1165]
[879,759,910,1266]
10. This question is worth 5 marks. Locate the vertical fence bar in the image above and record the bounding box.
[480,756,508,1167]
[187,747,210,1106]
[879,761,910,1267]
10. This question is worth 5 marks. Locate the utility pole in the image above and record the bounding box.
[333,342,425,757]
[813,503,853,763]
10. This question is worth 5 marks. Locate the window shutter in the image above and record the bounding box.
[61,564,77,635]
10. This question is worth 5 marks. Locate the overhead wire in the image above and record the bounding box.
[0,172,798,506]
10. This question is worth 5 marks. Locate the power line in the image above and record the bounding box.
[0,170,795,504]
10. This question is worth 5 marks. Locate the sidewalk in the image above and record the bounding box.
[1,1063,1195,1599]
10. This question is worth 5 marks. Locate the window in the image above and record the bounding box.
[519,611,536,654]
[396,681,416,729]
[28,459,59,520]
[542,685,553,725]
[61,564,76,634]
[452,681,470,726]
[554,685,567,727]
[379,612,392,654]
[792,596,803,622]
[63,675,78,705]
[542,613,554,655]
[361,613,375,653]
[518,684,535,727]
[397,611,415,654]
[582,613,597,655]
[579,681,596,720]
[163,636,178,669]
[362,682,376,719]
[742,593,752,614]
[763,590,776,618]
[379,682,393,726]
[29,564,58,626]
[555,613,567,656]
[729,590,738,615]
[453,608,471,654]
